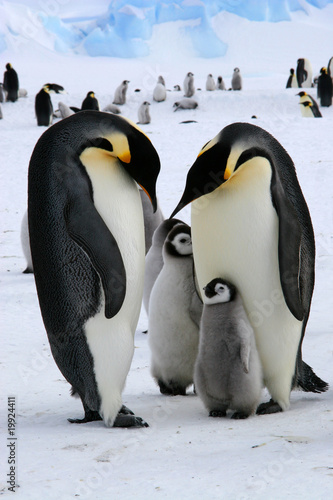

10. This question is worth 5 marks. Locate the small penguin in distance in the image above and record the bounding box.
[81,91,99,111]
[0,83,5,102]
[35,83,65,126]
[173,99,198,111]
[143,218,183,314]
[296,58,313,88]
[137,101,151,124]
[183,72,195,97]
[217,76,226,90]
[148,224,202,396]
[57,102,74,119]
[173,84,181,91]
[153,76,167,102]
[194,278,262,419]
[317,67,332,107]
[113,80,129,105]
[286,68,298,88]
[102,103,121,114]
[206,74,216,91]
[3,63,19,102]
[0,103,3,119]
[231,67,242,90]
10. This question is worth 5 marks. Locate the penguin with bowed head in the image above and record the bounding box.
[28,110,160,427]
[297,91,322,117]
[296,58,312,88]
[81,91,99,111]
[148,223,202,396]
[194,278,262,419]
[217,76,226,90]
[3,63,19,102]
[171,122,328,414]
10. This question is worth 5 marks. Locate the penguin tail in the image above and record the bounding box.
[297,361,329,393]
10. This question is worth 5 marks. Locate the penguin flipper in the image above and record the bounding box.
[271,174,304,321]
[65,197,126,319]
[240,339,250,374]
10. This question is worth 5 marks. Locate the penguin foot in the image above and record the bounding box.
[113,413,149,428]
[231,411,250,419]
[68,409,102,424]
[256,399,283,415]
[23,267,33,274]
[209,409,227,418]
[120,405,134,415]
[158,379,186,396]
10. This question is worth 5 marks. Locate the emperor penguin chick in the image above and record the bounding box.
[183,72,195,97]
[148,224,202,395]
[137,101,151,124]
[194,278,262,419]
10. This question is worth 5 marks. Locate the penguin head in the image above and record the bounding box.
[164,224,192,257]
[57,111,160,210]
[320,67,327,75]
[203,278,236,305]
[297,91,307,97]
[170,122,290,218]
[300,101,312,108]
[234,67,240,72]
[87,91,95,97]
[290,68,295,75]
[6,63,12,70]
[43,83,66,94]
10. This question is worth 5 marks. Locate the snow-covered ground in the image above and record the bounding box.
[1,2,333,499]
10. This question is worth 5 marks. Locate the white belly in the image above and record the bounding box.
[82,151,145,425]
[192,157,302,409]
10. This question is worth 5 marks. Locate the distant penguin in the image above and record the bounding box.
[296,58,312,88]
[18,88,28,98]
[171,122,328,414]
[231,67,242,90]
[299,101,322,117]
[57,102,74,119]
[173,85,181,91]
[297,91,322,117]
[286,68,298,88]
[173,99,198,111]
[0,83,5,102]
[317,67,332,107]
[35,83,65,126]
[143,218,183,315]
[28,110,160,426]
[113,80,129,105]
[183,72,195,98]
[139,187,164,254]
[148,224,202,395]
[328,57,333,78]
[81,91,99,111]
[194,278,262,419]
[153,79,167,102]
[217,76,226,90]
[206,74,216,91]
[0,103,3,119]
[3,63,19,102]
[137,101,151,124]
[102,103,121,114]
[20,211,33,273]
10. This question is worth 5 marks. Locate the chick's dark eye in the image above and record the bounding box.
[180,238,187,244]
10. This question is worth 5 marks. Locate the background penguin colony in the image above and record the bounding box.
[6,54,330,426]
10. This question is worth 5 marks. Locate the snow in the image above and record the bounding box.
[1,1,333,499]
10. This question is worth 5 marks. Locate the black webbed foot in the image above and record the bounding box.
[120,405,135,415]
[231,411,250,419]
[209,409,227,418]
[113,413,149,428]
[68,408,102,424]
[256,399,283,415]
[158,379,186,396]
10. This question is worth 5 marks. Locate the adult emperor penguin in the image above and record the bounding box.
[3,63,19,102]
[35,83,65,126]
[148,224,202,395]
[113,80,129,105]
[194,278,262,419]
[206,74,216,91]
[297,91,322,117]
[81,91,99,111]
[28,110,160,427]
[286,68,298,88]
[296,58,312,88]
[143,218,183,314]
[183,72,195,98]
[231,68,242,90]
[317,67,332,107]
[171,122,328,414]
